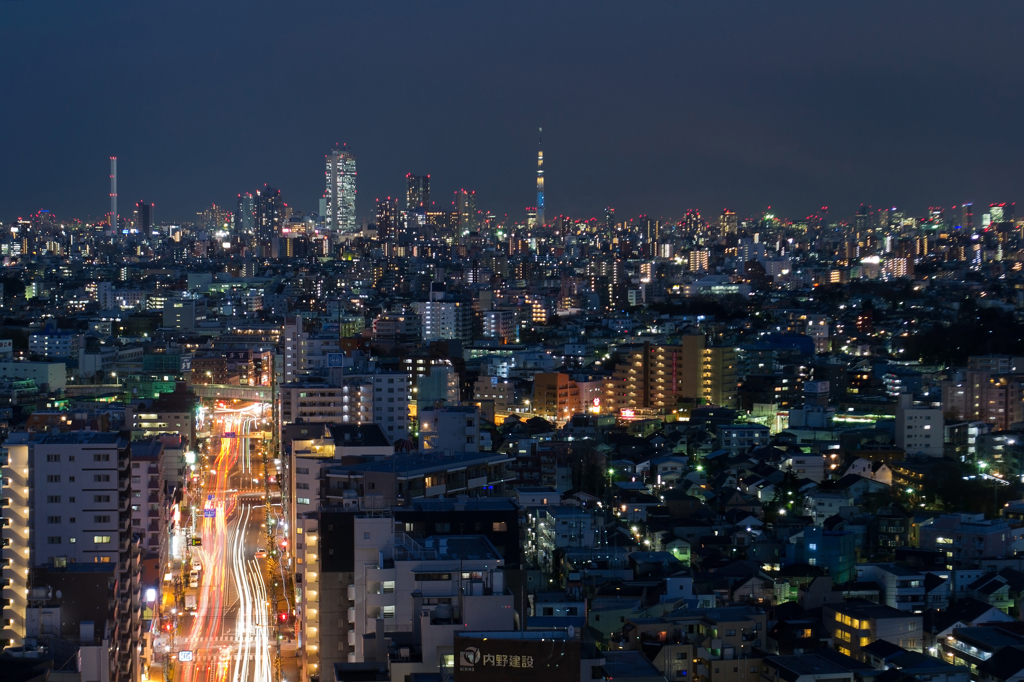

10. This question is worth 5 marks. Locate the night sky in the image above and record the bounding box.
[3,1,1023,224]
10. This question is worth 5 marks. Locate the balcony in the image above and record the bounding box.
[366,591,396,608]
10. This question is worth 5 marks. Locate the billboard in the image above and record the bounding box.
[804,380,830,395]
[454,637,579,682]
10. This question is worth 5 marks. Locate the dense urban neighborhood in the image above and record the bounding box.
[1,185,1024,682]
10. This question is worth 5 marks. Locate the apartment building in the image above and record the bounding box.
[605,338,739,416]
[129,383,197,446]
[28,331,84,359]
[279,371,410,442]
[323,450,517,505]
[917,513,1016,562]
[532,372,581,421]
[472,375,516,416]
[856,564,929,612]
[896,394,944,457]
[295,511,514,677]
[129,438,167,564]
[1,431,142,682]
[419,406,480,452]
[525,506,601,573]
[823,600,924,657]
[283,314,308,384]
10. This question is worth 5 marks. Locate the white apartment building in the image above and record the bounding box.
[526,506,601,573]
[418,297,472,341]
[280,372,410,442]
[896,394,944,457]
[1,431,141,681]
[129,438,166,563]
[295,512,513,678]
[28,332,84,359]
[419,406,480,452]
[283,315,308,384]
[481,310,516,342]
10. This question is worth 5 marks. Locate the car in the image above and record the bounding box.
[192,561,202,572]
[189,577,199,588]
[254,548,267,559]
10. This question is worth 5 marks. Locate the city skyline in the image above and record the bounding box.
[4,2,1024,223]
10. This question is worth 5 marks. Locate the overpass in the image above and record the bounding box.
[191,384,273,402]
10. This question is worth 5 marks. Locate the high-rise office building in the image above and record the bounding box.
[406,174,430,213]
[255,185,282,253]
[604,207,615,233]
[961,202,974,230]
[854,205,870,232]
[719,209,737,235]
[455,189,476,234]
[134,201,154,233]
[235,192,255,233]
[199,203,229,232]
[325,144,357,233]
[376,197,399,242]
[990,202,1015,225]
[642,216,660,243]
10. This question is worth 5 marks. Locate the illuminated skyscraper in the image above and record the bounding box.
[134,201,154,232]
[406,174,430,213]
[961,203,974,230]
[719,209,737,235]
[376,197,399,242]
[990,203,1014,225]
[255,185,282,253]
[235,192,255,233]
[325,144,357,233]
[536,128,545,226]
[455,189,476,233]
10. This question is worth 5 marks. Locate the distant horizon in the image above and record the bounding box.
[10,185,1014,229]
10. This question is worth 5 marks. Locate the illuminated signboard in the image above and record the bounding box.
[454,637,579,682]
[178,651,193,662]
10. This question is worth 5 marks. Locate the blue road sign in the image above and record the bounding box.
[203,509,216,518]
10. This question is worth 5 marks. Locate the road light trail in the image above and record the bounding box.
[231,504,254,682]
[174,405,273,682]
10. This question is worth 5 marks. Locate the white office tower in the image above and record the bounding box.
[1,431,142,682]
[325,144,357,234]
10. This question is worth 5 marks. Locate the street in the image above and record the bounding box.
[156,402,293,682]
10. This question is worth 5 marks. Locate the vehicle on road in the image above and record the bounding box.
[189,575,199,588]
[254,548,267,558]
[185,594,197,611]
[191,560,202,571]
